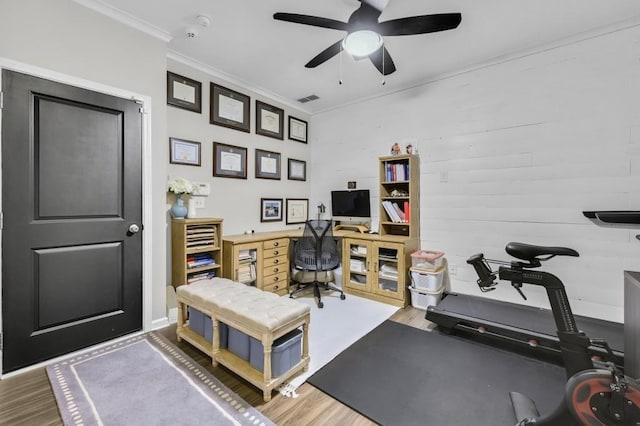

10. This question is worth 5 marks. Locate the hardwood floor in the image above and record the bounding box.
[0,306,432,426]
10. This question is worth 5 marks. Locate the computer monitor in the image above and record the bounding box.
[330,189,371,223]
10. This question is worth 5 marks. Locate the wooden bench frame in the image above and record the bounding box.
[176,297,310,401]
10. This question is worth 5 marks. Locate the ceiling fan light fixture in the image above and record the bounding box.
[342,30,383,58]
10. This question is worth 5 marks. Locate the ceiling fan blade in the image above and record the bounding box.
[305,39,344,68]
[369,46,396,75]
[377,13,462,36]
[273,13,348,31]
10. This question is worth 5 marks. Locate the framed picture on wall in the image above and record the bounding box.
[287,158,306,181]
[260,198,283,222]
[288,116,308,143]
[213,142,247,179]
[210,83,251,132]
[255,149,281,180]
[286,198,309,224]
[167,72,202,113]
[169,137,201,166]
[256,100,284,140]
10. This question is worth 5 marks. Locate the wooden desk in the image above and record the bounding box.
[223,229,418,307]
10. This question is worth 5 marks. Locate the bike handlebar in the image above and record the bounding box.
[466,253,497,290]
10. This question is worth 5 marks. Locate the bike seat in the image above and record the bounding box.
[506,242,579,262]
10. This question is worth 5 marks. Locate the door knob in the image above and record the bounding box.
[128,224,141,234]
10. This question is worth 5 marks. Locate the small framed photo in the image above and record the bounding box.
[213,142,247,179]
[286,198,309,225]
[255,149,281,180]
[167,71,202,113]
[288,116,308,143]
[169,137,201,166]
[210,83,250,133]
[288,158,306,181]
[256,100,284,140]
[261,198,283,222]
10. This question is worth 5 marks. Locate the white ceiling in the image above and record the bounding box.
[79,0,640,114]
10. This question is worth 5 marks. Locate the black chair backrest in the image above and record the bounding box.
[294,220,340,271]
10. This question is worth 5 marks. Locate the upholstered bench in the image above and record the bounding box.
[175,278,310,401]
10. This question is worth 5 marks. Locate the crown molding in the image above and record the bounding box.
[72,0,172,43]
[167,50,311,115]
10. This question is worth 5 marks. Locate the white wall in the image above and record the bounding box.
[311,24,640,322]
[0,0,169,322]
[166,58,311,237]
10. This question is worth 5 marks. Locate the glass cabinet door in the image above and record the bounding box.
[344,240,370,292]
[373,242,405,300]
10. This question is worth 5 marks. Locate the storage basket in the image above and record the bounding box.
[411,250,444,271]
[409,286,443,310]
[410,267,444,292]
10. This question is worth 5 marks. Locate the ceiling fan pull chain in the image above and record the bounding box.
[339,44,343,85]
[382,48,386,85]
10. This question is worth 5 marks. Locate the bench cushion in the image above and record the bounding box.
[176,278,310,334]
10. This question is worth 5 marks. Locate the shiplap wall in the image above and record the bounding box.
[310,24,640,322]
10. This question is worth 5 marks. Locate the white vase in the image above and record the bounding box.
[187,198,197,218]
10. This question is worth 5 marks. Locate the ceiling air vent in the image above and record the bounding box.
[297,94,319,103]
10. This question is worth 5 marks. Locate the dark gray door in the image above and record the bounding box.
[1,70,143,373]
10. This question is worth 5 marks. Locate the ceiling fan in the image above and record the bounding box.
[273,0,462,76]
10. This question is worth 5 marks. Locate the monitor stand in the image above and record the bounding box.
[334,224,369,233]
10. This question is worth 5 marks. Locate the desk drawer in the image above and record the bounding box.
[263,246,287,259]
[264,254,288,269]
[263,238,288,250]
[263,281,289,296]
[263,271,288,287]
[263,263,286,277]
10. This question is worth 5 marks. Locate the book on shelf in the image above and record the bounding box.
[187,258,215,268]
[382,201,405,223]
[392,203,406,222]
[385,162,410,182]
[350,245,367,255]
[187,271,216,284]
[404,200,410,222]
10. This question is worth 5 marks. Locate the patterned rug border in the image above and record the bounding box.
[47,332,274,426]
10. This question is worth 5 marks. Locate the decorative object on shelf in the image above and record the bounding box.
[256,100,284,140]
[390,142,401,155]
[187,198,197,218]
[169,137,201,166]
[255,149,281,180]
[210,83,250,132]
[286,198,309,224]
[287,158,306,181]
[260,198,283,222]
[168,177,194,219]
[288,116,308,143]
[167,71,202,113]
[405,144,413,155]
[213,142,247,179]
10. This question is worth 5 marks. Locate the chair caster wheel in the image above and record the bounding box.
[340,294,346,300]
[318,302,324,308]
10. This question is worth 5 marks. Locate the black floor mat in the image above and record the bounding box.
[308,320,566,426]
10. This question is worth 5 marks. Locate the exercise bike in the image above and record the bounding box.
[466,242,640,425]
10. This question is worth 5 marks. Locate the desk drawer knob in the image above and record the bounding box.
[273,276,279,282]
[273,267,279,273]
[273,250,279,255]
[274,242,279,247]
[273,284,280,290]
[273,259,279,264]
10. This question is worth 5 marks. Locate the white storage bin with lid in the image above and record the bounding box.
[411,250,444,271]
[409,287,443,310]
[410,267,444,292]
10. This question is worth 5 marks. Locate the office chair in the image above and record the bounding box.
[289,219,346,308]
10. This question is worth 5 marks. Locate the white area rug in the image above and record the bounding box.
[281,290,399,394]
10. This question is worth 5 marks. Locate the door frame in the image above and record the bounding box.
[0,57,154,377]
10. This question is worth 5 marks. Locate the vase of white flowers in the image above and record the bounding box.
[168,177,194,219]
